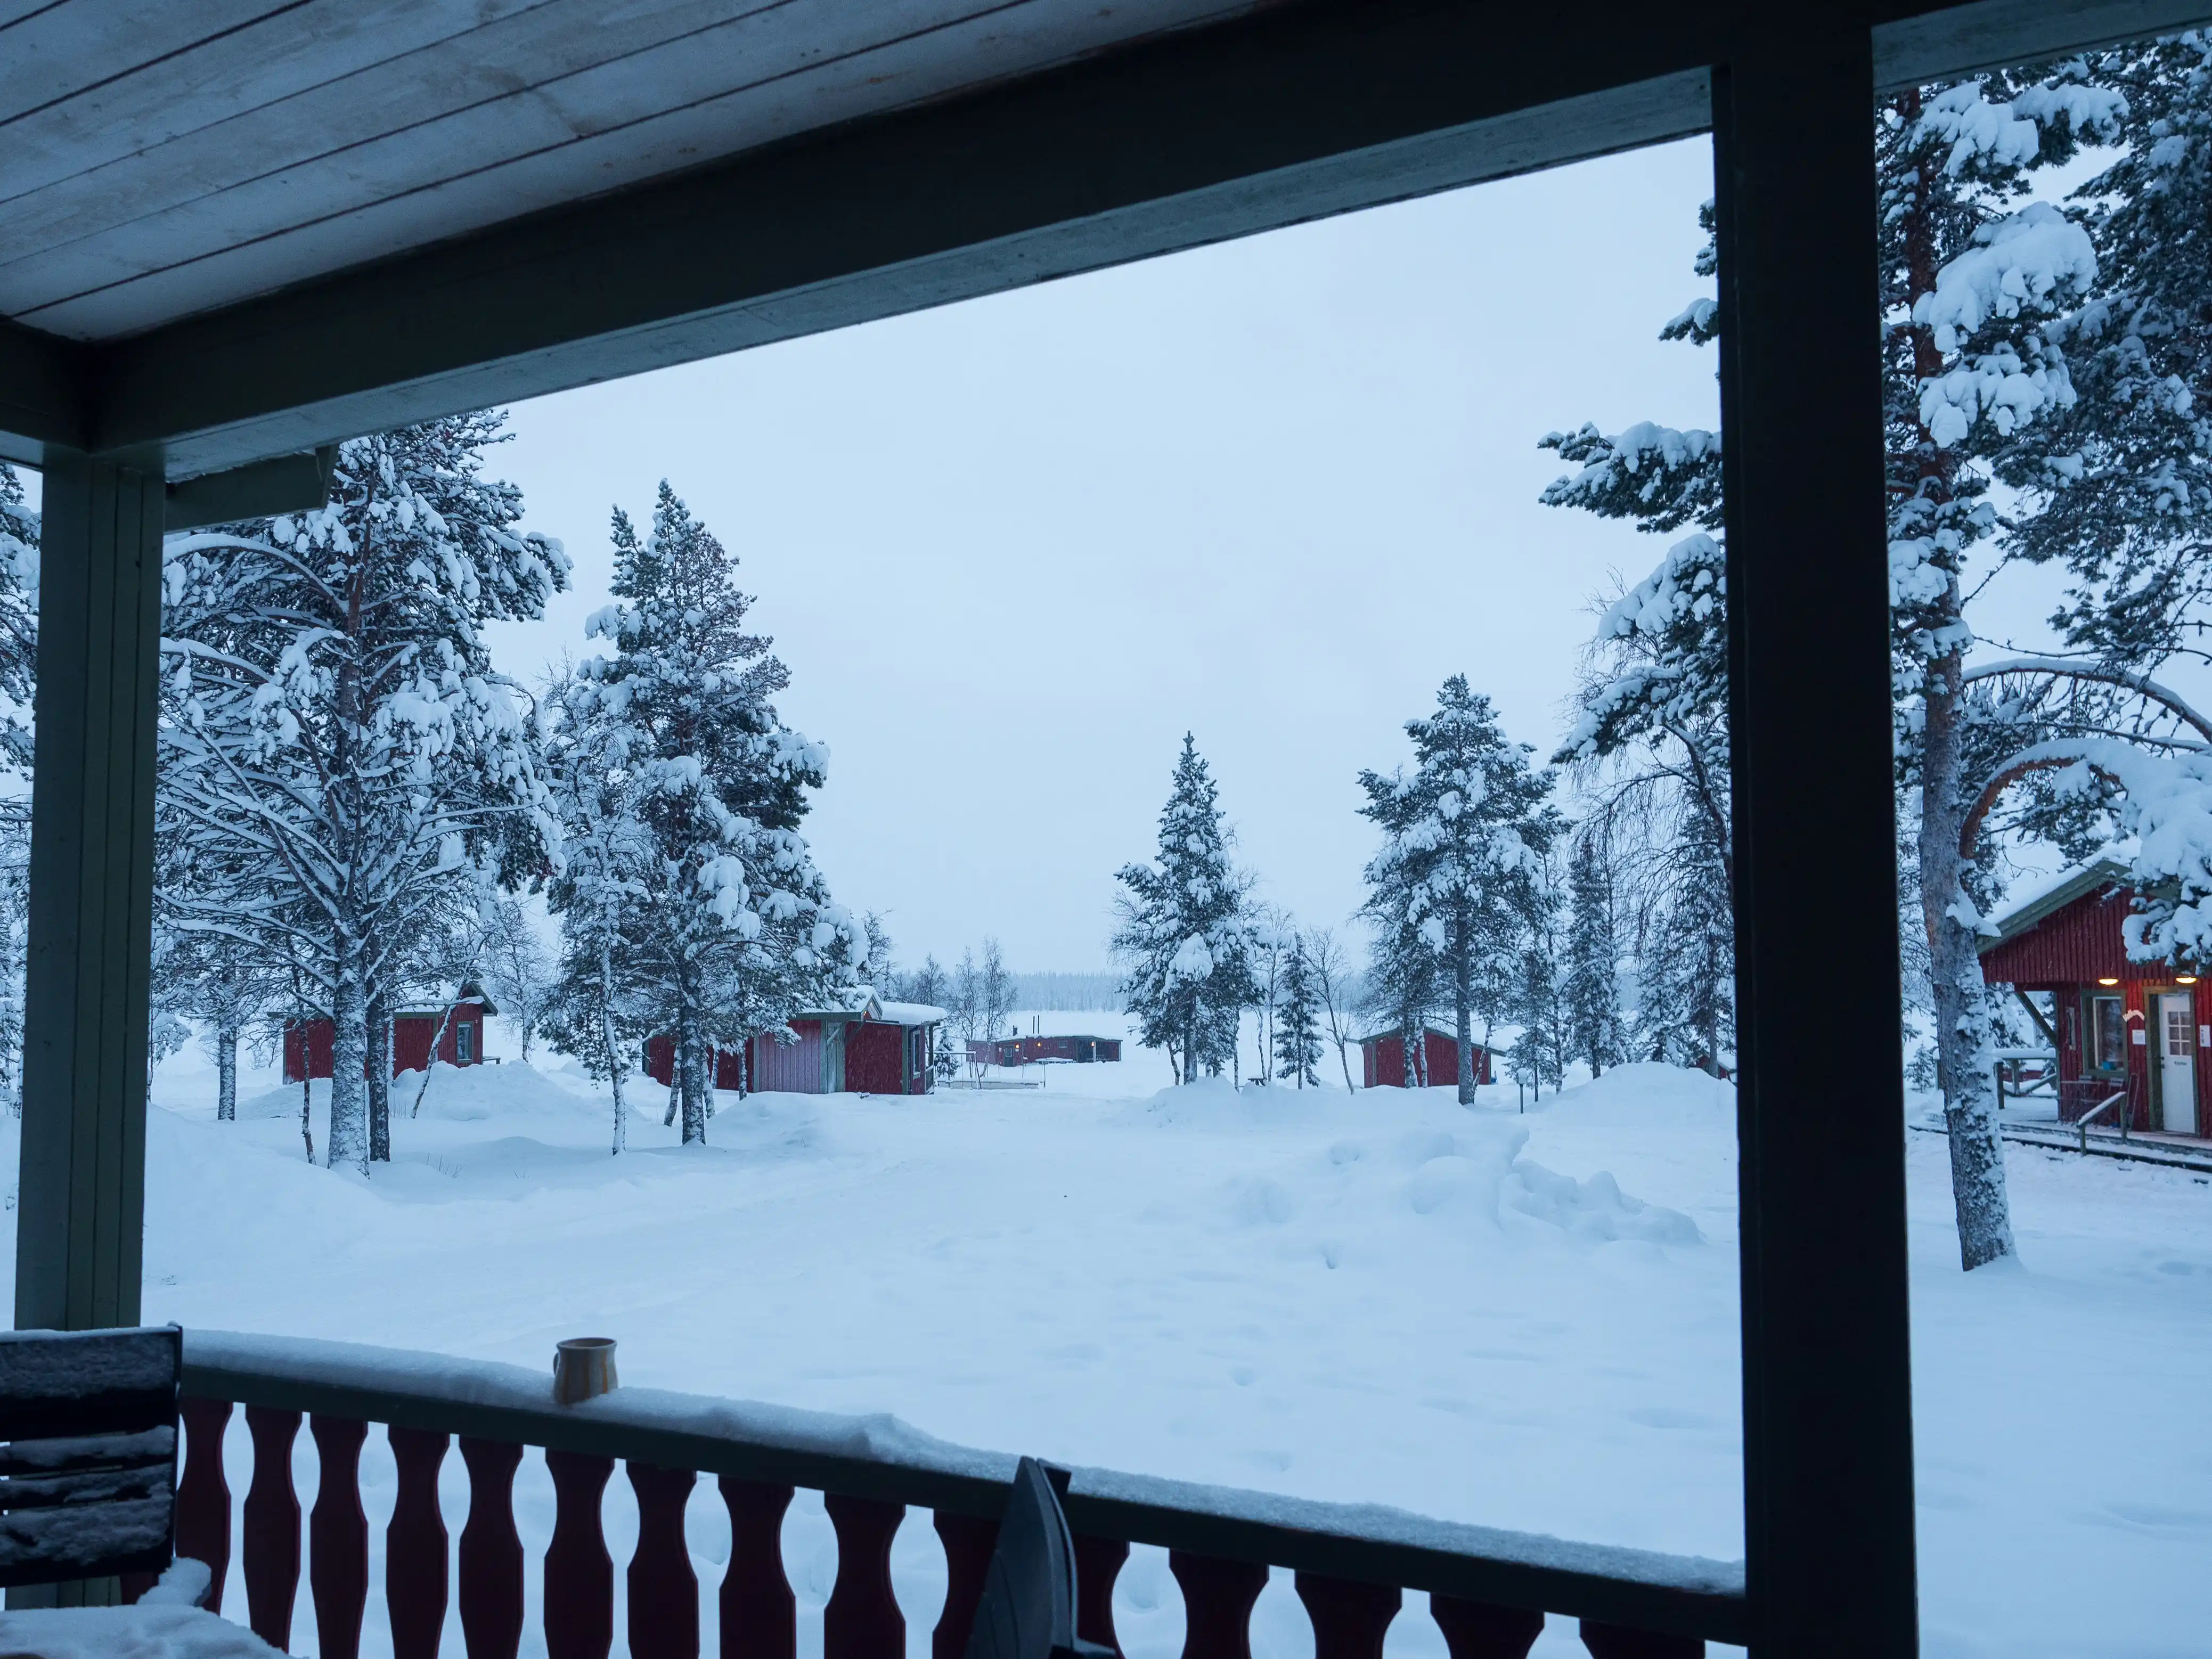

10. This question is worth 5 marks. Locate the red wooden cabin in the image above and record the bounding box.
[1979,857,2206,1136]
[643,993,945,1096]
[283,985,497,1083]
[1358,1021,1501,1089]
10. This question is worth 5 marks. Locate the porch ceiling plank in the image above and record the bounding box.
[0,1,299,127]
[1,0,1258,341]
[0,0,559,236]
[1873,0,2212,88]
[8,0,1262,341]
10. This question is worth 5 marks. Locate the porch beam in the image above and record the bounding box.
[1716,28,1919,1658]
[13,453,164,1337]
[0,318,92,470]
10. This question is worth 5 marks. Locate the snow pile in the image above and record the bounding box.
[0,1601,281,1656]
[1505,1163,1701,1246]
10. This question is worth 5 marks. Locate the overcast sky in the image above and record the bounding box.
[477,135,1722,971]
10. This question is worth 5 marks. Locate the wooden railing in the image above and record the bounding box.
[174,1331,1746,1658]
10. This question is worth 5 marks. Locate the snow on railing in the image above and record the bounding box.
[174,1329,1744,1658]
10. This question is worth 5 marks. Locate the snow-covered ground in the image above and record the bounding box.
[5,1018,2203,1658]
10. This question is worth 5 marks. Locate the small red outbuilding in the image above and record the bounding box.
[643,992,945,1097]
[1357,1021,1503,1089]
[1979,857,2206,1136]
[283,985,497,1083]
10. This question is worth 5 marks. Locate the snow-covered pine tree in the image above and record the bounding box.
[1542,72,2132,1268]
[1113,735,1258,1083]
[1561,830,1627,1078]
[548,483,858,1145]
[160,415,568,1173]
[1510,849,1569,1098]
[1358,677,1558,1105]
[1272,931,1325,1088]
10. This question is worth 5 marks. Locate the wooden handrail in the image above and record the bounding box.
[178,1329,1748,1649]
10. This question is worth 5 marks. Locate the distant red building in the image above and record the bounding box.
[283,985,497,1083]
[1358,1021,1502,1089]
[969,1033,1122,1067]
[643,993,945,1096]
[1979,857,2205,1135]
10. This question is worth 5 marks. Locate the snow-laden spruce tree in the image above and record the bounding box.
[1542,71,2140,1268]
[1272,931,1325,1088]
[546,483,860,1145]
[1562,831,1627,1079]
[1113,735,1258,1084]
[1359,677,1559,1105]
[1359,903,1444,1086]
[0,465,36,1107]
[161,415,567,1172]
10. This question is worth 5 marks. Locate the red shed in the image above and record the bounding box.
[1979,857,2206,1135]
[643,992,945,1096]
[1358,1021,1501,1089]
[283,985,497,1083]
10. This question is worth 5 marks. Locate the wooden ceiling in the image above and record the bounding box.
[0,0,1254,342]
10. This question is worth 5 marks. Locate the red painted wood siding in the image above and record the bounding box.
[1358,1032,1492,1088]
[845,1022,905,1094]
[282,1007,485,1082]
[750,1022,824,1093]
[1980,884,2154,984]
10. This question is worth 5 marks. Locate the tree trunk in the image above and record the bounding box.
[366,986,391,1163]
[217,1020,238,1122]
[679,1012,708,1145]
[1186,999,1201,1087]
[601,941,626,1156]
[300,1072,313,1162]
[328,948,369,1173]
[1920,656,2018,1270]
[1453,909,1476,1105]
[1402,1017,1418,1088]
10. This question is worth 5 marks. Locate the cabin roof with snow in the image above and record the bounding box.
[1977,855,2188,986]
[786,991,945,1026]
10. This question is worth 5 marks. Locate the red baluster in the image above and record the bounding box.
[1294,1574,1399,1659]
[310,1416,370,1659]
[718,1478,794,1659]
[458,1438,526,1659]
[1579,1623,1701,1659]
[1430,1596,1544,1659]
[629,1463,700,1659]
[932,1511,999,1659]
[176,1399,234,1613]
[1168,1552,1268,1659]
[387,1428,450,1659]
[243,1407,303,1650]
[1073,1535,1128,1657]
[824,1493,905,1659]
[543,1450,615,1659]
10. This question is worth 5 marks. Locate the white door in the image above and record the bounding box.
[2158,994,2198,1134]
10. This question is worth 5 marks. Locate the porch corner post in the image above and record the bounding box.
[1714,26,1918,1659]
[13,452,164,1337]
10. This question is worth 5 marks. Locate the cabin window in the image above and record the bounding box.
[456,1022,474,1063]
[2091,995,2126,1071]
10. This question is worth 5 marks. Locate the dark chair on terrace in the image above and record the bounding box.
[0,1326,192,1600]
[965,1457,1116,1659]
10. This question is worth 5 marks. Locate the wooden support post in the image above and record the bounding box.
[1714,26,1919,1658]
[12,452,164,1337]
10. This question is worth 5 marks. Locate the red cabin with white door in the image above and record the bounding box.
[1978,857,2206,1136]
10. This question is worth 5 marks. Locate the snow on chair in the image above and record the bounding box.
[964,1458,1115,1659]
[0,1326,189,1598]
